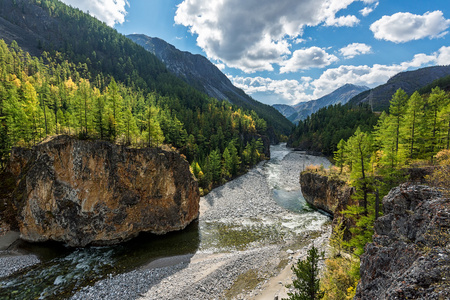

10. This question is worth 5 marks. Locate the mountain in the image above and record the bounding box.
[272,104,297,119]
[127,34,293,136]
[348,65,450,111]
[274,84,369,124]
[0,0,283,191]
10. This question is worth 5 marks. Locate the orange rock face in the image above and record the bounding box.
[1,136,199,247]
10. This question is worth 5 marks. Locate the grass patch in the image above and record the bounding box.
[224,269,264,299]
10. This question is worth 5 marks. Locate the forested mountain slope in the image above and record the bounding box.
[127,34,293,137]
[348,65,450,111]
[287,103,378,155]
[0,0,273,193]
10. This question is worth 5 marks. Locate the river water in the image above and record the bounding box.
[0,144,330,299]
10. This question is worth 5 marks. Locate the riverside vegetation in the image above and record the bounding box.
[0,38,271,199]
[300,87,450,299]
[0,0,297,197]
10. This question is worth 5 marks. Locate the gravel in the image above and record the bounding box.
[71,147,332,300]
[0,253,40,278]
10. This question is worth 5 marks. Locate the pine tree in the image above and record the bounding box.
[222,147,232,178]
[345,127,372,213]
[402,91,425,159]
[389,88,408,154]
[285,245,325,300]
[427,87,449,159]
[334,139,346,174]
[208,149,222,183]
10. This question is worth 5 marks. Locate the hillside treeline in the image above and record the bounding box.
[0,40,267,193]
[287,103,379,155]
[319,87,450,298]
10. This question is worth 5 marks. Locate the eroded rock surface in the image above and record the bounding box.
[355,184,450,300]
[299,171,356,216]
[0,136,199,247]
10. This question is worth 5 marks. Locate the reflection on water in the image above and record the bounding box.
[0,222,200,299]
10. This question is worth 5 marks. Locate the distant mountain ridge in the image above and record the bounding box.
[273,84,369,124]
[127,34,293,136]
[348,65,450,111]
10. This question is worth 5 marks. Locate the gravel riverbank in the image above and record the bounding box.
[72,148,332,300]
[0,231,41,279]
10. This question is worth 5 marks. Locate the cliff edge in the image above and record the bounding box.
[355,184,450,299]
[0,135,200,247]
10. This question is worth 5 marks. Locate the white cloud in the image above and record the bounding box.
[325,15,360,27]
[339,43,372,59]
[311,51,444,98]
[359,1,378,17]
[233,48,445,104]
[175,0,361,73]
[370,11,450,43]
[437,46,450,65]
[280,47,339,73]
[360,7,373,17]
[60,0,129,27]
[230,75,314,105]
[215,63,226,70]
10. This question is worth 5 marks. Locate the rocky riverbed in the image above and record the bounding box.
[71,146,331,300]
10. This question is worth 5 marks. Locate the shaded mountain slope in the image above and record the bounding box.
[348,65,450,111]
[128,34,293,136]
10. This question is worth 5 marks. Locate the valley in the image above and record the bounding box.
[0,0,449,299]
[1,145,332,299]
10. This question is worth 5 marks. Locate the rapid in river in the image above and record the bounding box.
[0,144,331,299]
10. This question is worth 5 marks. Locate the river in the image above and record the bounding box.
[0,144,331,299]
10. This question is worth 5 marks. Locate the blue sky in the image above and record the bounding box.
[61,0,450,106]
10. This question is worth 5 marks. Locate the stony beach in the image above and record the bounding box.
[0,148,332,300]
[72,149,331,300]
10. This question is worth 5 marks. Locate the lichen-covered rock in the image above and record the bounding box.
[355,184,450,300]
[0,135,199,247]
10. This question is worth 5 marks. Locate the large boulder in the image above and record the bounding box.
[355,184,450,299]
[299,171,355,216]
[0,135,200,247]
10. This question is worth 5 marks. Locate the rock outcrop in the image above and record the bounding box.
[355,184,450,299]
[0,135,200,247]
[299,171,355,216]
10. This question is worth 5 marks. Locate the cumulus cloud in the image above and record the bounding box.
[233,48,447,104]
[437,46,450,65]
[280,47,339,73]
[359,1,378,17]
[60,0,129,26]
[370,11,450,43]
[311,49,446,97]
[230,75,313,105]
[339,43,372,59]
[175,0,361,73]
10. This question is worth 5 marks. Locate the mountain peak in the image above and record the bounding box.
[273,84,369,124]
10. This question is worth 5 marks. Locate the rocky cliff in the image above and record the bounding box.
[355,184,450,299]
[0,135,200,247]
[300,171,356,216]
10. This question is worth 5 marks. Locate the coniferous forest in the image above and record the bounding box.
[305,86,450,298]
[0,39,269,194]
[0,0,298,195]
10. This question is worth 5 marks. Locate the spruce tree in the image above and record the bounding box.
[285,245,324,300]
